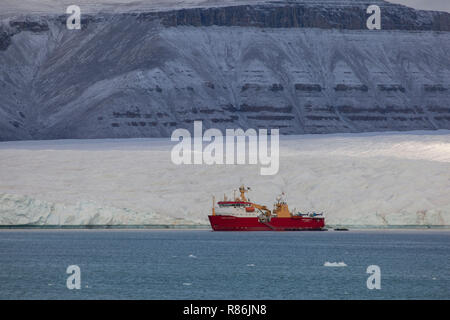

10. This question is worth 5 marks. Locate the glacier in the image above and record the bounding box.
[0,131,449,227]
[0,193,177,226]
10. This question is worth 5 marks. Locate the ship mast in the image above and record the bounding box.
[239,185,248,201]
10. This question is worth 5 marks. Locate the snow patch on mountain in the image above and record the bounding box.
[1,1,450,141]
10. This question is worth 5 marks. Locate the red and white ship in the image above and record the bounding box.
[208,186,325,231]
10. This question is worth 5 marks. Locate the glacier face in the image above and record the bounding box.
[0,1,450,141]
[0,193,178,225]
[0,132,449,226]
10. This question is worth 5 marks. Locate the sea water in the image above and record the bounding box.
[0,230,448,299]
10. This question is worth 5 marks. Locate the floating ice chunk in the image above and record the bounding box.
[324,261,347,267]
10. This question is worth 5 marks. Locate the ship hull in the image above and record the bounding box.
[208,215,325,231]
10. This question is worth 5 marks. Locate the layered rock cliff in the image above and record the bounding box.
[0,0,449,140]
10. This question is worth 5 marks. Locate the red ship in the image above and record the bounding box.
[208,186,325,231]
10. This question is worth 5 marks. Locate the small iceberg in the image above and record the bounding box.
[324,261,347,267]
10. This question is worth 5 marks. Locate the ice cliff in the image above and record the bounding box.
[0,132,448,226]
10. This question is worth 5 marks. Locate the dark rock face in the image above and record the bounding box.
[0,31,11,51]
[9,20,49,32]
[0,1,449,140]
[147,2,450,31]
[0,19,49,51]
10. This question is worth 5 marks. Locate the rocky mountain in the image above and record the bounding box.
[0,0,449,140]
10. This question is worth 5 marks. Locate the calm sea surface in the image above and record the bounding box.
[0,230,448,299]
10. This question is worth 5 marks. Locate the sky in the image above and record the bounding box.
[0,0,449,15]
[387,0,450,12]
